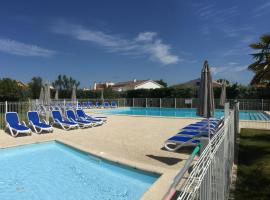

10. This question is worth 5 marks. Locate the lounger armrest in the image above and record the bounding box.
[21,121,27,127]
[54,118,61,124]
[68,118,77,123]
[78,116,85,121]
[42,119,49,125]
[65,118,73,122]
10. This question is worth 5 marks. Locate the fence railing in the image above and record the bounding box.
[0,98,268,129]
[0,101,35,129]
[175,105,236,200]
[30,98,270,111]
[74,98,270,111]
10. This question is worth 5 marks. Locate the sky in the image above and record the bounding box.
[0,0,269,87]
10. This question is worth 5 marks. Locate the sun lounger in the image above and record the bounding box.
[103,101,110,108]
[66,110,93,128]
[111,101,118,108]
[5,112,31,137]
[76,109,106,124]
[87,101,94,108]
[96,102,102,108]
[164,118,224,151]
[27,111,53,133]
[164,135,201,151]
[51,110,78,130]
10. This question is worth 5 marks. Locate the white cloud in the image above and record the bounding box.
[219,26,253,38]
[253,2,270,17]
[211,62,247,75]
[135,32,157,42]
[146,39,179,64]
[52,22,179,65]
[0,38,56,57]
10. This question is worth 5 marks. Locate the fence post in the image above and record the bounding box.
[28,98,31,111]
[175,98,176,108]
[160,98,162,108]
[146,98,147,108]
[117,99,120,107]
[262,99,264,110]
[5,101,8,113]
[132,98,134,107]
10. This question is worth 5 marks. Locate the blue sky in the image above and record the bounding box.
[0,0,269,87]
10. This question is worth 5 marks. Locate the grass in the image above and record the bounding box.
[234,128,270,200]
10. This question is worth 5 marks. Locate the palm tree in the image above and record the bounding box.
[248,34,270,85]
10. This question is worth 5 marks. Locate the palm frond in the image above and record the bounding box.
[249,43,265,49]
[250,71,265,85]
[248,61,262,71]
[261,34,270,45]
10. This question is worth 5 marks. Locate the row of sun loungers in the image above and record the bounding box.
[37,101,117,115]
[63,101,118,109]
[164,117,224,151]
[5,109,107,137]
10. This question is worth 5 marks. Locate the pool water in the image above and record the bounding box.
[96,107,270,121]
[0,142,159,200]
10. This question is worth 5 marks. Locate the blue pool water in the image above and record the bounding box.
[0,142,159,200]
[96,107,270,121]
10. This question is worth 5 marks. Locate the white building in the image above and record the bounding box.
[93,79,163,92]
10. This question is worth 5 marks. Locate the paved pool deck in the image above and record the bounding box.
[0,114,199,200]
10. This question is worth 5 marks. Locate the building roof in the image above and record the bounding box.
[173,78,222,88]
[93,79,163,91]
[16,80,28,88]
[112,80,148,88]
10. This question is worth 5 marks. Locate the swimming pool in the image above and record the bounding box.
[0,141,159,200]
[96,107,270,121]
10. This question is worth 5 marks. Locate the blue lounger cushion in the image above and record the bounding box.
[5,112,31,137]
[10,124,30,131]
[28,111,52,129]
[177,130,208,136]
[6,112,29,131]
[66,110,92,125]
[76,109,105,122]
[183,126,209,131]
[52,111,77,125]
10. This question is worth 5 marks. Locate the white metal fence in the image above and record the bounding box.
[176,109,235,200]
[74,98,270,111]
[0,101,34,129]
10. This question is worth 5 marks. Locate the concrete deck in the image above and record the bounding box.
[0,115,199,200]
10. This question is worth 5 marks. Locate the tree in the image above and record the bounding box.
[155,79,168,87]
[28,77,43,99]
[52,75,80,98]
[0,78,28,101]
[52,75,80,90]
[248,34,270,85]
[216,79,230,85]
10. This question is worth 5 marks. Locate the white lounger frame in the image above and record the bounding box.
[5,112,32,137]
[52,118,79,131]
[28,111,53,134]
